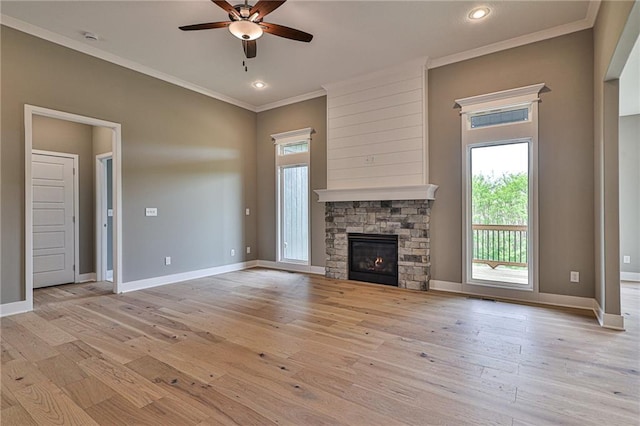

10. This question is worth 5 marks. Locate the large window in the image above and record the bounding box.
[457,84,543,292]
[273,128,314,264]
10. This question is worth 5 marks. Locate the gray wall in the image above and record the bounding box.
[93,126,112,156]
[619,114,640,275]
[429,30,595,298]
[256,96,327,267]
[32,116,95,275]
[1,26,257,304]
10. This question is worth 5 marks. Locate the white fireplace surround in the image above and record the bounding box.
[315,184,438,203]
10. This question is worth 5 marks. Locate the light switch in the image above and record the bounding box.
[145,207,158,217]
[107,209,113,217]
[245,208,250,216]
[623,255,631,264]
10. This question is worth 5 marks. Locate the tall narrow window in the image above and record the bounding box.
[457,84,543,292]
[273,128,314,264]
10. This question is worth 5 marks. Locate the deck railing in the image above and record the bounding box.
[472,224,527,269]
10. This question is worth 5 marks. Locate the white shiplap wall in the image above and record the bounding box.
[324,59,427,190]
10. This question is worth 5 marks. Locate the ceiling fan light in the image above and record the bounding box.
[229,20,263,41]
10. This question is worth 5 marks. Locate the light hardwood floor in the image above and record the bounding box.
[2,269,639,425]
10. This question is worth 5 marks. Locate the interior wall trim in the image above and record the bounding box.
[593,298,625,330]
[621,272,640,282]
[431,279,598,310]
[0,300,32,318]
[256,260,325,275]
[120,261,259,293]
[2,4,600,113]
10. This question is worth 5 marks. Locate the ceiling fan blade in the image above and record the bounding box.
[249,1,286,20]
[243,40,257,59]
[211,0,240,19]
[179,21,232,31]
[260,22,313,42]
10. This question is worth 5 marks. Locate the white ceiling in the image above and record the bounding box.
[1,1,596,111]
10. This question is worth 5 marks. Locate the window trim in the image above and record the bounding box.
[456,84,543,298]
[273,128,314,265]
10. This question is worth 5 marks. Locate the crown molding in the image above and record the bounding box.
[255,89,326,113]
[3,1,601,113]
[429,2,600,69]
[0,15,257,112]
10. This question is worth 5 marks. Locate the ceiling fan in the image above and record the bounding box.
[179,0,313,59]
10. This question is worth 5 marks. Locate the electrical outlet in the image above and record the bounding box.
[623,255,631,264]
[145,207,158,217]
[570,271,579,283]
[230,249,236,257]
[165,256,171,266]
[246,246,251,254]
[245,208,250,216]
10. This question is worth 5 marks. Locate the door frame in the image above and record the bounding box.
[25,105,123,312]
[95,152,113,282]
[32,150,80,284]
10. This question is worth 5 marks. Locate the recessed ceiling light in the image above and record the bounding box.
[252,81,266,89]
[469,7,490,20]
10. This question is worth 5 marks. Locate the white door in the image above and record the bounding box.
[32,153,75,288]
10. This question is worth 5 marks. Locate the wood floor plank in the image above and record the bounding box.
[1,360,50,393]
[36,354,89,388]
[77,356,165,408]
[0,404,39,425]
[13,380,99,425]
[126,355,277,425]
[0,319,60,362]
[1,270,637,425]
[12,311,77,346]
[84,394,164,425]
[62,376,116,409]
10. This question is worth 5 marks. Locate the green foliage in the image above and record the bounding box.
[472,172,529,265]
[472,172,528,225]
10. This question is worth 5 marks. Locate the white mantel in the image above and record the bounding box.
[315,184,438,203]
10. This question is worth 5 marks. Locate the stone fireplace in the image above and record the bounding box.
[324,199,432,290]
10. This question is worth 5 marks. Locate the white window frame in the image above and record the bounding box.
[273,127,314,265]
[456,83,544,298]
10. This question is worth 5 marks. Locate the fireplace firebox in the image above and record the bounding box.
[348,233,398,286]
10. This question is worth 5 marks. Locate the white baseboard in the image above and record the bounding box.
[120,260,258,293]
[431,279,595,313]
[621,271,640,282]
[256,260,325,275]
[593,299,625,330]
[0,299,32,317]
[430,280,464,293]
[77,273,96,283]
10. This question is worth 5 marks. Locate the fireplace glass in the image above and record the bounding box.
[348,233,398,286]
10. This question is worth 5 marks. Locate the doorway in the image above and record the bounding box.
[619,34,640,318]
[469,141,531,288]
[24,105,122,312]
[96,153,114,282]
